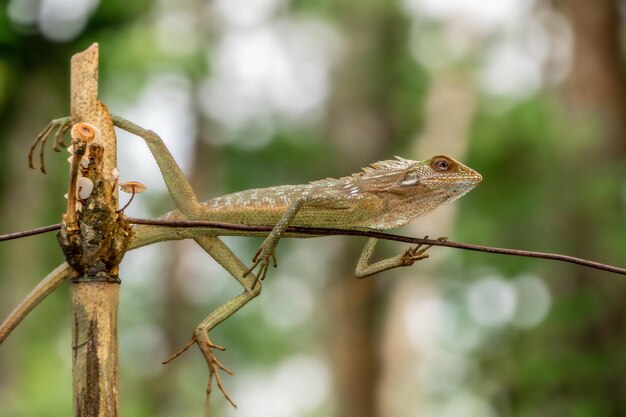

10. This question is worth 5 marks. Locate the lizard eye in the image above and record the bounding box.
[431,156,452,172]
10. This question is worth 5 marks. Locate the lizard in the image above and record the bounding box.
[1,115,482,409]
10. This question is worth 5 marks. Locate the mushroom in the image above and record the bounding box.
[71,122,97,143]
[119,181,147,194]
[76,177,94,200]
[118,181,147,212]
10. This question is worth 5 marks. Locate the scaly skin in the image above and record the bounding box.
[2,115,482,412]
[198,154,481,229]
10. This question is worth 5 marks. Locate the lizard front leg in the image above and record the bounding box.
[355,236,447,278]
[244,197,312,282]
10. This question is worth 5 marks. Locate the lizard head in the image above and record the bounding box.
[410,155,482,200]
[352,155,482,228]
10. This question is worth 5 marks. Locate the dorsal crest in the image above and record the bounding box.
[358,156,414,177]
[310,156,415,188]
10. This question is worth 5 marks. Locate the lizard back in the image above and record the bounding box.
[197,155,482,230]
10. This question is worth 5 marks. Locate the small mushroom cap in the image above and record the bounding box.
[119,181,147,193]
[76,177,94,200]
[71,123,97,142]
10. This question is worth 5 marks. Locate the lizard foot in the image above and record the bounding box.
[244,246,278,284]
[163,335,237,411]
[28,116,73,173]
[400,236,448,266]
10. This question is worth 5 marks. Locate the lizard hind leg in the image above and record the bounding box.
[163,235,263,413]
[28,117,73,173]
[111,115,205,219]
[174,285,261,411]
[162,335,236,409]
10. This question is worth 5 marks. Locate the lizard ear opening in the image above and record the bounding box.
[400,170,420,186]
[362,170,422,196]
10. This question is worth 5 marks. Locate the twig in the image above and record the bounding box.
[3,217,625,276]
[127,218,626,276]
[0,224,61,241]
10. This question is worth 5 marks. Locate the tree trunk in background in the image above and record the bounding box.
[327,251,379,417]
[150,111,216,415]
[557,0,626,153]
[552,0,626,413]
[380,74,477,417]
[0,75,67,405]
[326,6,409,417]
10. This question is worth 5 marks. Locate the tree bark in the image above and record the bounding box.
[61,43,130,417]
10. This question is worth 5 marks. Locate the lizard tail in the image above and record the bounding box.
[0,263,70,344]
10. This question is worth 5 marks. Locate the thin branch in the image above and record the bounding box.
[3,217,625,276]
[127,217,626,276]
[0,224,62,241]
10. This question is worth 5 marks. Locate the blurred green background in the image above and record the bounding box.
[1,0,626,416]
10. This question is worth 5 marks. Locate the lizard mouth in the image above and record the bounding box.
[468,173,483,184]
[460,173,482,184]
[429,174,483,185]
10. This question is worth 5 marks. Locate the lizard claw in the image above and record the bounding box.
[28,117,73,174]
[198,336,237,411]
[244,246,278,285]
[164,335,237,412]
[400,236,448,266]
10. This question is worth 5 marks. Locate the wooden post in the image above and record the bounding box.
[58,43,131,417]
